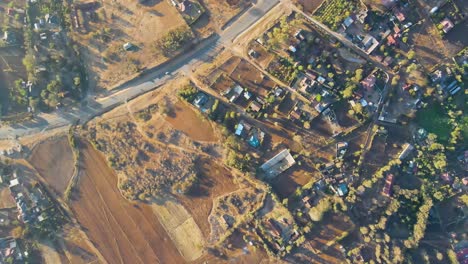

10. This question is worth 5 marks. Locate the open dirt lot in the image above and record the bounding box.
[271,164,316,199]
[165,100,217,142]
[201,0,248,29]
[221,57,277,98]
[0,47,26,114]
[73,0,188,89]
[70,141,184,264]
[296,0,325,13]
[0,187,15,209]
[176,158,241,238]
[28,135,74,197]
[60,226,100,264]
[290,213,353,263]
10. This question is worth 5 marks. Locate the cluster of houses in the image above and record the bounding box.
[71,1,100,29]
[7,173,51,224]
[320,164,349,197]
[0,237,25,264]
[290,73,344,134]
[262,217,300,253]
[234,120,265,148]
[430,65,462,96]
[33,13,60,33]
[429,0,465,35]
[341,1,415,57]
[294,72,336,113]
[221,80,285,116]
[353,71,383,113]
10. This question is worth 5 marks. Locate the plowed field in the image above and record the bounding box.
[70,141,184,264]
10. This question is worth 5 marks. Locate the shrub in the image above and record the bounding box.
[157,26,193,56]
[177,84,198,102]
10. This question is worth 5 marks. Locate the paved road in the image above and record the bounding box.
[0,0,280,140]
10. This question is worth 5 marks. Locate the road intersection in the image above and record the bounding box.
[0,0,280,140]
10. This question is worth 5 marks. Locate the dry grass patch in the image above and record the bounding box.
[73,0,188,89]
[151,198,205,261]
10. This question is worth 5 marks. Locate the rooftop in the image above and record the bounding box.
[361,74,377,92]
[441,18,454,33]
[260,149,296,179]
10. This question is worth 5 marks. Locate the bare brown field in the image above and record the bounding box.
[271,164,315,198]
[290,213,352,263]
[229,58,277,98]
[165,100,217,142]
[412,22,449,69]
[28,136,74,197]
[73,0,187,89]
[61,238,99,264]
[201,0,248,29]
[176,159,240,238]
[70,141,184,264]
[0,187,15,209]
[296,0,325,13]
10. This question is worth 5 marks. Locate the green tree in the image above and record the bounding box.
[343,83,357,98]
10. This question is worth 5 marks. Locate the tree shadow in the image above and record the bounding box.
[139,0,162,8]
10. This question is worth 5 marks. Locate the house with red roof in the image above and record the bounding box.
[361,74,377,92]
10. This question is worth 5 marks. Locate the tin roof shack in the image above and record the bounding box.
[234,120,266,148]
[335,183,348,197]
[193,92,212,112]
[382,174,395,197]
[266,218,283,238]
[302,196,312,208]
[2,31,16,44]
[0,237,21,263]
[222,84,244,103]
[260,149,296,180]
[336,141,348,159]
[398,143,414,160]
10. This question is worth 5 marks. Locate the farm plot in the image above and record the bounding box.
[220,56,278,98]
[61,226,100,264]
[164,100,217,142]
[176,158,241,238]
[295,0,326,13]
[70,141,184,264]
[313,0,360,30]
[72,0,188,89]
[271,164,316,199]
[28,136,75,197]
[150,198,205,262]
[0,187,15,209]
